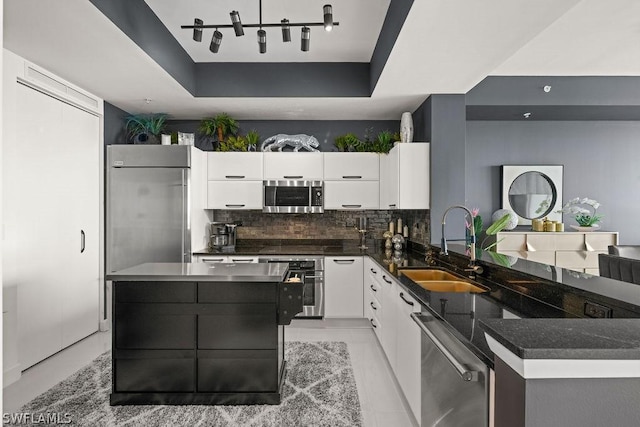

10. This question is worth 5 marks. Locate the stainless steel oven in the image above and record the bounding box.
[259,256,324,318]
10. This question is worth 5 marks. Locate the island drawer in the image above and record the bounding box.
[198,282,277,303]
[197,350,277,392]
[115,304,195,349]
[198,304,276,349]
[115,357,194,392]
[115,281,196,303]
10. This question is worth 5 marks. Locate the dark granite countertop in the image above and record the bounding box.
[192,239,640,368]
[480,319,640,359]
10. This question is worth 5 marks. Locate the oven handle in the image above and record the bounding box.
[411,312,479,382]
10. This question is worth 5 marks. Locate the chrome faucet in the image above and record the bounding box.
[440,205,483,276]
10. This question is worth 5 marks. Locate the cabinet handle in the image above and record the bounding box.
[203,258,225,262]
[342,175,362,179]
[283,175,303,179]
[80,230,85,253]
[225,204,245,208]
[370,284,377,292]
[231,258,255,263]
[342,204,362,208]
[333,259,355,264]
[370,268,377,274]
[399,292,414,306]
[370,319,377,329]
[370,301,378,310]
[388,204,397,208]
[225,175,245,179]
[382,275,393,284]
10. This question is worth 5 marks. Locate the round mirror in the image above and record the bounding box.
[508,172,556,220]
[502,165,563,226]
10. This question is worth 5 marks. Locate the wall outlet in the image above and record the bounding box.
[584,301,612,318]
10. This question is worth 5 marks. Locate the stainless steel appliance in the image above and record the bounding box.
[259,256,324,318]
[209,221,240,252]
[107,145,192,273]
[263,180,323,213]
[412,309,489,427]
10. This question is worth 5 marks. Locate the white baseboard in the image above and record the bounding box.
[99,318,110,332]
[3,363,22,387]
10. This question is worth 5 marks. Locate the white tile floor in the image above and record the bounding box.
[3,320,417,427]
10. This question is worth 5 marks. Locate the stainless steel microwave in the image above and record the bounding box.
[263,180,323,213]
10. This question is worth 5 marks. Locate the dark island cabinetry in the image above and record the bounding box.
[107,262,296,406]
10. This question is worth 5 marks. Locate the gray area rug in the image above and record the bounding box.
[17,342,362,427]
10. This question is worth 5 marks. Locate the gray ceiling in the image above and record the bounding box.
[4,0,640,119]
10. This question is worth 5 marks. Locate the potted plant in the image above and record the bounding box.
[333,133,362,152]
[372,131,394,153]
[245,130,260,151]
[125,113,168,144]
[219,134,248,152]
[199,113,239,145]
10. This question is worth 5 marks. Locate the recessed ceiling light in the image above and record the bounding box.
[523,112,532,118]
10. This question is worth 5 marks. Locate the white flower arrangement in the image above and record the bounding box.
[557,197,602,227]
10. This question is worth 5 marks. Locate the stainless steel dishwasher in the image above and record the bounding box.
[411,311,489,427]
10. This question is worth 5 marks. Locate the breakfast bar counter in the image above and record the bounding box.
[106,262,300,406]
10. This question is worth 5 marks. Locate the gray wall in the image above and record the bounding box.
[466,121,640,244]
[103,101,129,145]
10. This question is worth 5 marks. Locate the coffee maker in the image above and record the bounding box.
[209,221,241,252]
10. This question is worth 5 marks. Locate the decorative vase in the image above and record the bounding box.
[400,112,413,143]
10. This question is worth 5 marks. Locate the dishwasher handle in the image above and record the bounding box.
[411,312,479,382]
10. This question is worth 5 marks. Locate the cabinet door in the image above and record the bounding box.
[323,153,379,180]
[397,143,430,209]
[379,272,397,369]
[263,152,323,180]
[207,181,262,209]
[395,289,421,425]
[324,257,364,318]
[227,256,259,263]
[379,148,399,209]
[193,255,229,263]
[207,152,263,180]
[324,181,379,210]
[496,233,526,251]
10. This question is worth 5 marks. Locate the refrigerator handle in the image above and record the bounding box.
[181,170,186,263]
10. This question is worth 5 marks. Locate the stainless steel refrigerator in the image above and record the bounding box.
[107,145,192,273]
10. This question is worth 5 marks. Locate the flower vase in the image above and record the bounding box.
[400,112,413,143]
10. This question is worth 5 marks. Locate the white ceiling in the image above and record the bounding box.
[144,0,390,62]
[4,0,640,120]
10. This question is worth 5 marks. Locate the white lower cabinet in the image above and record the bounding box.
[325,257,364,318]
[206,181,262,209]
[394,287,422,425]
[365,258,421,425]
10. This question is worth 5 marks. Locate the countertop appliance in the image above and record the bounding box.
[412,309,489,427]
[263,180,323,213]
[107,145,192,273]
[259,256,324,318]
[210,221,240,252]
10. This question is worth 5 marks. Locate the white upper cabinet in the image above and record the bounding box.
[323,153,380,180]
[206,181,263,210]
[208,152,263,180]
[324,181,380,210]
[263,152,323,180]
[380,143,430,210]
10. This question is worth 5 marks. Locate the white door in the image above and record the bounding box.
[61,102,100,347]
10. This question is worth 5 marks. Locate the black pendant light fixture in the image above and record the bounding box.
[183,1,338,54]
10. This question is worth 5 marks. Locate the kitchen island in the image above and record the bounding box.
[106,262,300,406]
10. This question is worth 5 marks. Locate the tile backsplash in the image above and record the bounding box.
[212,209,430,245]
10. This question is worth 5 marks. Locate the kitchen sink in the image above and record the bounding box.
[399,269,489,293]
[400,269,461,282]
[412,280,488,293]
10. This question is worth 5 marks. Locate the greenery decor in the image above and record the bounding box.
[245,130,260,150]
[557,197,603,227]
[372,131,394,153]
[199,113,239,143]
[125,113,167,143]
[219,135,248,152]
[334,130,397,153]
